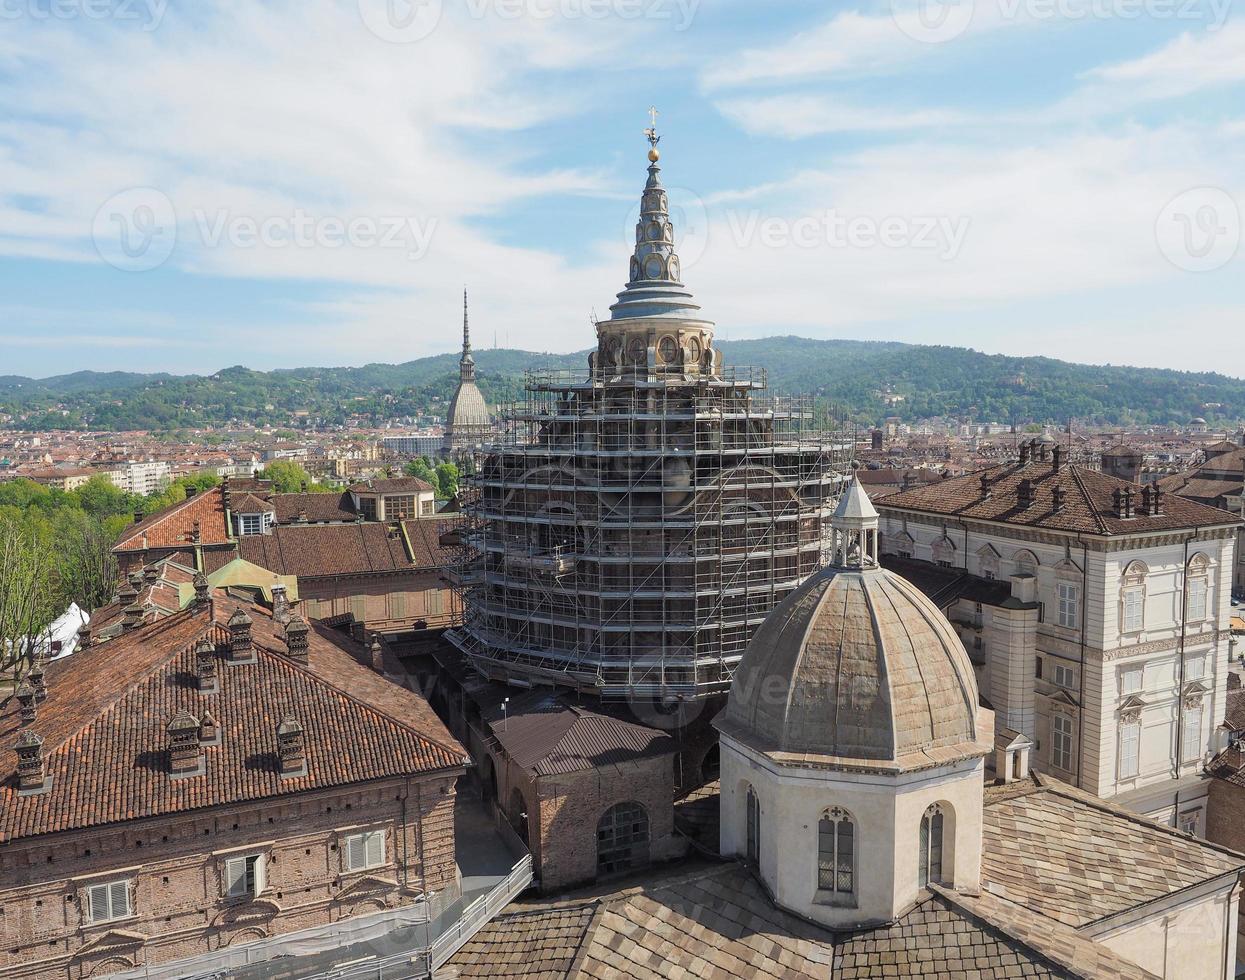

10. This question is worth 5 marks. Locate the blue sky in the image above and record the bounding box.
[0,0,1242,378]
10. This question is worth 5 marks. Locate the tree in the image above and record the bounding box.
[404,457,437,484]
[54,511,119,613]
[259,460,324,493]
[0,517,56,680]
[434,462,460,500]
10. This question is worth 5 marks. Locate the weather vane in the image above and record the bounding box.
[643,106,661,161]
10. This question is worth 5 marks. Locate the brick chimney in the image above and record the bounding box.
[1017,478,1035,509]
[192,572,210,609]
[200,709,221,746]
[1112,486,1135,519]
[227,608,255,663]
[14,730,50,796]
[1051,445,1064,473]
[122,603,144,632]
[195,638,218,692]
[168,710,204,779]
[277,716,307,778]
[143,564,160,583]
[1051,485,1066,513]
[117,581,139,607]
[133,510,144,524]
[1018,442,1030,465]
[283,615,310,666]
[979,472,991,498]
[370,635,385,673]
[272,584,291,625]
[77,624,91,651]
[29,660,47,702]
[16,682,37,725]
[191,520,201,545]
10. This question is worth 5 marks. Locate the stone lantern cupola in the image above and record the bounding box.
[715,477,992,929]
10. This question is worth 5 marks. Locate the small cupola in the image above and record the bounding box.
[227,608,255,663]
[828,478,879,569]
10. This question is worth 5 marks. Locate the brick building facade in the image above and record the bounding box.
[0,592,467,979]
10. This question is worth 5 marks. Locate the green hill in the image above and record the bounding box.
[2,337,1242,430]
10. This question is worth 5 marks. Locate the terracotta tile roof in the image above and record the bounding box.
[0,595,466,841]
[348,477,435,494]
[1225,688,1245,732]
[879,461,1238,535]
[981,775,1244,928]
[113,487,231,552]
[450,863,1150,978]
[229,492,272,513]
[483,690,674,777]
[270,491,358,523]
[1207,745,1245,789]
[237,523,425,578]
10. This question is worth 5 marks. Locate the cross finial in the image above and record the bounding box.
[644,106,660,150]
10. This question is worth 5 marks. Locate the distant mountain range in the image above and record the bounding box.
[2,337,1243,431]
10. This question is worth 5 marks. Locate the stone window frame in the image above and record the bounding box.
[1054,560,1081,631]
[744,784,760,867]
[1118,663,1144,696]
[1011,548,1039,577]
[1182,698,1205,765]
[214,841,274,904]
[918,803,947,889]
[1119,560,1148,635]
[1185,553,1211,624]
[976,544,1000,581]
[1117,712,1142,780]
[596,801,650,878]
[342,828,388,874]
[931,534,956,569]
[814,806,857,908]
[81,877,134,926]
[1050,713,1075,773]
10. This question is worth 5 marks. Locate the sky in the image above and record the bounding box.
[0,0,1242,378]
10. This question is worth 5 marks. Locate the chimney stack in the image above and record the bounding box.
[227,608,255,663]
[283,615,310,666]
[16,682,37,725]
[168,710,204,779]
[143,564,160,583]
[370,635,385,673]
[134,511,144,524]
[1019,442,1030,465]
[122,603,144,632]
[272,584,291,625]
[1112,486,1135,519]
[200,709,220,746]
[979,472,991,498]
[195,638,218,692]
[29,660,47,703]
[1052,485,1066,513]
[191,520,201,545]
[277,716,307,778]
[1017,478,1035,509]
[14,730,50,796]
[77,624,91,651]
[1052,445,1064,472]
[192,572,210,609]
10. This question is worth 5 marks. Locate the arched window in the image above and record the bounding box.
[918,803,945,888]
[745,785,760,866]
[1120,561,1148,634]
[816,808,855,904]
[1012,549,1039,576]
[597,802,649,877]
[977,545,1000,581]
[931,536,956,568]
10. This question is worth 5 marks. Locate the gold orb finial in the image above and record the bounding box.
[648,147,660,162]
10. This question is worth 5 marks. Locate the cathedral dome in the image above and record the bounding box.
[717,480,985,771]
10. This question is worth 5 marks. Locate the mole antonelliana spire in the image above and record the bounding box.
[442,286,490,458]
[450,113,842,701]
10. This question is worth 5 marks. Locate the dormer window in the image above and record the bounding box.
[236,511,274,536]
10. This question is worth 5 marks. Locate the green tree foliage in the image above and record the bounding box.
[434,462,459,500]
[258,460,329,493]
[403,457,437,484]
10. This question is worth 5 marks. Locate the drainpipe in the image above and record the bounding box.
[1173,534,1196,784]
[1075,537,1088,791]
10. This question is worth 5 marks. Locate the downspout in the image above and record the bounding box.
[1173,534,1195,784]
[1076,537,1088,791]
[400,775,410,891]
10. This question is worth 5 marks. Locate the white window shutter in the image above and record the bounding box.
[254,855,267,894]
[366,831,384,868]
[87,884,105,922]
[225,857,245,897]
[109,880,129,919]
[347,834,366,871]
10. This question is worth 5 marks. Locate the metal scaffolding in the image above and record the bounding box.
[448,364,850,700]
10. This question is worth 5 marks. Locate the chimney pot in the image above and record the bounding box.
[1018,478,1035,509]
[283,615,310,665]
[200,709,220,746]
[370,635,385,673]
[14,730,49,796]
[1052,445,1064,472]
[167,710,204,778]
[192,572,210,609]
[122,603,144,632]
[16,682,37,725]
[272,584,291,625]
[1052,485,1066,513]
[226,608,255,663]
[195,638,218,692]
[29,662,46,702]
[277,715,307,778]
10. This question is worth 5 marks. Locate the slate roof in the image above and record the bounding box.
[483,690,674,778]
[881,555,1013,609]
[879,461,1237,535]
[448,863,1155,979]
[980,775,1244,928]
[113,488,231,552]
[0,595,467,842]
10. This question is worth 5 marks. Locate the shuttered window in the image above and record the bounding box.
[1119,721,1140,779]
[223,854,265,899]
[86,880,131,923]
[344,830,386,871]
